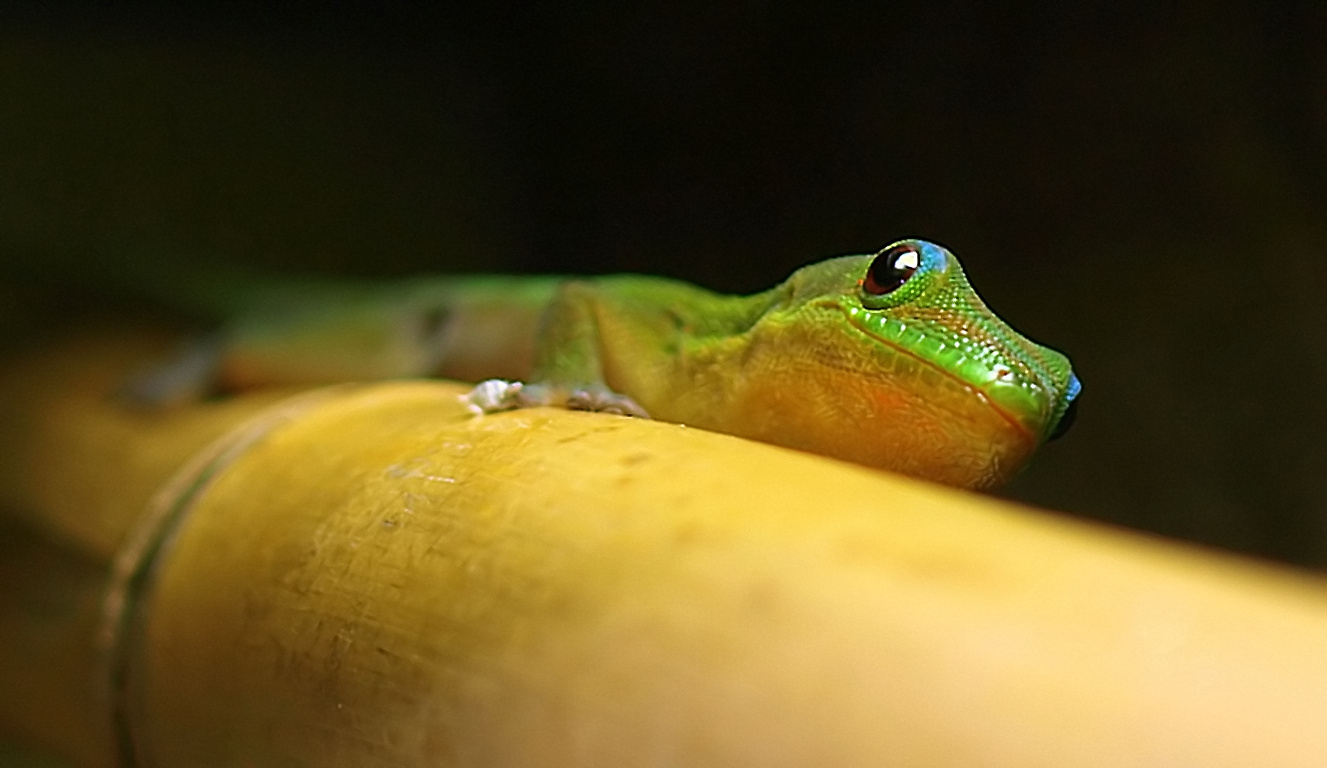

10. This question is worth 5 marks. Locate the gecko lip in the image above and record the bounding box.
[838,304,1040,444]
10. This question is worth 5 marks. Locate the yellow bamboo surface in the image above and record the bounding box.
[2,325,1327,767]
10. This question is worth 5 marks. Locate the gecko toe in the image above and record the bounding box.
[567,387,651,418]
[116,335,223,409]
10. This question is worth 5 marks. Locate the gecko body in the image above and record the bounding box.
[132,239,1080,489]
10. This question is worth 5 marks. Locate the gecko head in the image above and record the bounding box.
[779,238,1079,486]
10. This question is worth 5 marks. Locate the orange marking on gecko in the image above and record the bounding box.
[839,307,1036,446]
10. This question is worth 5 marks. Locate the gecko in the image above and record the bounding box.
[123,239,1080,490]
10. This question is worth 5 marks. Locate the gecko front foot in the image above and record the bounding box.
[566,386,650,418]
[462,379,649,419]
[463,379,550,414]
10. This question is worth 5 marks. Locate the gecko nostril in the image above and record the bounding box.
[1047,396,1078,441]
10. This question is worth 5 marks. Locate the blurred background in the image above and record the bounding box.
[1,1,1325,570]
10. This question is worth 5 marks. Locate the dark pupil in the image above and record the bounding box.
[864,245,920,295]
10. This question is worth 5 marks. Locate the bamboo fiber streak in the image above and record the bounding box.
[2,326,1327,767]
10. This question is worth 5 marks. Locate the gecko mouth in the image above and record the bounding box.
[837,304,1038,444]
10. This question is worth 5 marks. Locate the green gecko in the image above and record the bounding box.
[127,239,1079,489]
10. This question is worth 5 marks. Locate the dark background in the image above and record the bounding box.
[2,2,1326,567]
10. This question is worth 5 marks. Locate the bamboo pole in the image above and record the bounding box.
[1,325,1326,766]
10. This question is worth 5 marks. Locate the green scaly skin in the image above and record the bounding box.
[133,239,1079,489]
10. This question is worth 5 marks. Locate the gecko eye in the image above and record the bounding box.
[863,244,922,295]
